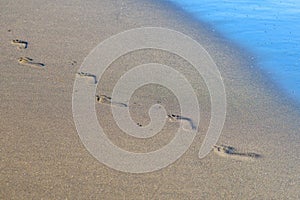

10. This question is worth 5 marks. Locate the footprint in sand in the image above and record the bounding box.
[76,72,97,84]
[213,145,261,161]
[18,57,45,68]
[11,39,28,49]
[167,114,196,130]
[95,94,127,107]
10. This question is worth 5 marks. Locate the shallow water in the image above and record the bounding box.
[169,0,300,102]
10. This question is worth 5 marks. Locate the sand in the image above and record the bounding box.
[1,0,300,199]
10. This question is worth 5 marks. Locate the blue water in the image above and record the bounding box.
[169,0,300,102]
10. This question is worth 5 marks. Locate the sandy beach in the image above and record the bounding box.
[1,0,300,199]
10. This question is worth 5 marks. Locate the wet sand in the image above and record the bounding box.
[1,0,300,199]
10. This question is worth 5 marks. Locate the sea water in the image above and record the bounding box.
[169,0,300,102]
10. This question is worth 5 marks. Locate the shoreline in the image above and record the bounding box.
[160,0,300,111]
[1,0,299,199]
[168,0,300,103]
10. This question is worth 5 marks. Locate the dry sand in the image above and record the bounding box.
[1,0,300,199]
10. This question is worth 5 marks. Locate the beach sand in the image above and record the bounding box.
[1,0,300,199]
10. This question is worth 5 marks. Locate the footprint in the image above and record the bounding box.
[95,94,127,107]
[167,114,196,130]
[11,39,28,49]
[76,72,97,84]
[213,145,261,160]
[18,57,45,68]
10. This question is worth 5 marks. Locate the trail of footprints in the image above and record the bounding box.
[10,39,261,160]
[11,39,45,68]
[94,94,261,159]
[95,94,196,130]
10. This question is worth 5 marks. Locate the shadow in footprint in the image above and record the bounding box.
[96,94,127,107]
[213,145,261,160]
[18,57,45,68]
[76,72,97,84]
[167,114,197,130]
[11,39,28,49]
